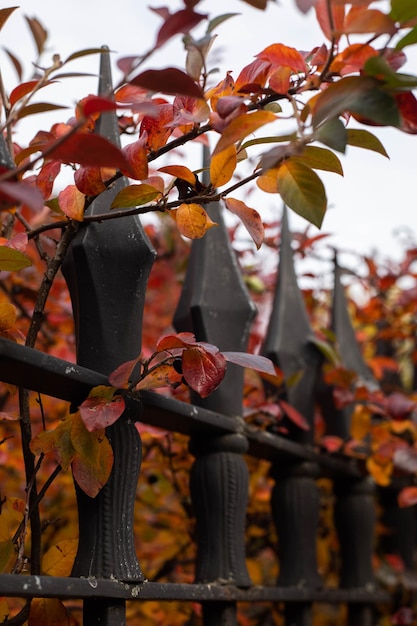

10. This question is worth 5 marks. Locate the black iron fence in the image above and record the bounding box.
[0,50,415,626]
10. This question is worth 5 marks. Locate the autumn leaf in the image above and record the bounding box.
[58,185,85,220]
[0,246,31,271]
[36,160,61,199]
[279,399,310,430]
[42,539,78,576]
[0,181,45,213]
[47,132,130,170]
[70,412,113,497]
[130,67,204,99]
[0,7,18,32]
[140,103,174,151]
[79,386,125,431]
[175,203,217,239]
[256,43,307,73]
[74,165,106,196]
[210,145,237,187]
[225,197,264,249]
[154,8,207,49]
[30,415,75,471]
[156,332,197,352]
[346,128,389,157]
[276,159,327,228]
[121,135,149,180]
[182,346,226,397]
[109,357,142,388]
[28,598,68,626]
[110,184,162,209]
[212,110,276,156]
[222,351,275,375]
[398,486,417,508]
[135,363,182,391]
[343,7,396,36]
[78,94,118,117]
[159,165,197,187]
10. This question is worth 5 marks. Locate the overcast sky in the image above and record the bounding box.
[2,0,417,272]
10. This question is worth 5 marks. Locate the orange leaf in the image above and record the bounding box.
[225,197,264,249]
[135,363,182,391]
[366,455,392,486]
[74,165,106,196]
[330,43,379,75]
[176,203,217,239]
[256,43,307,73]
[159,165,196,186]
[344,7,397,35]
[235,58,271,93]
[58,185,85,221]
[28,598,68,626]
[36,160,61,199]
[315,0,345,41]
[351,404,371,440]
[0,302,16,331]
[212,110,276,156]
[210,145,237,187]
[156,332,197,352]
[121,135,149,180]
[140,103,174,151]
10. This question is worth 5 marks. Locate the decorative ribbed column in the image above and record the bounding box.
[62,50,156,626]
[327,259,377,626]
[262,207,321,626]
[174,151,256,625]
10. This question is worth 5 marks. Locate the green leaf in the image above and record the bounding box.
[297,146,343,176]
[277,160,327,228]
[346,129,389,158]
[0,247,31,271]
[110,184,162,209]
[240,132,296,152]
[312,76,400,128]
[364,56,417,89]
[315,118,347,153]
[396,25,417,50]
[309,336,340,366]
[207,13,240,33]
[390,0,417,23]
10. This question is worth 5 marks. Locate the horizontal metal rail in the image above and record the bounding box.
[0,575,390,604]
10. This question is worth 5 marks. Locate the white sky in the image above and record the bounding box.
[1,0,417,274]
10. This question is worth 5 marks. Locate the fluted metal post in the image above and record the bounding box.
[62,50,156,626]
[262,207,321,626]
[328,259,377,626]
[174,147,256,625]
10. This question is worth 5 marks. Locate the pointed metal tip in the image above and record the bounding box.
[95,47,120,147]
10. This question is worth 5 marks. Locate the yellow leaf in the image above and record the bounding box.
[256,167,279,193]
[210,145,237,187]
[0,540,14,573]
[28,598,69,626]
[366,455,393,487]
[176,203,217,239]
[42,539,78,576]
[212,110,276,156]
[0,598,9,622]
[0,302,16,331]
[225,197,264,249]
[135,363,182,391]
[350,404,371,440]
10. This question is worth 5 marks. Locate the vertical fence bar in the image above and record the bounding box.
[262,207,321,626]
[174,147,256,626]
[62,50,156,626]
[328,259,377,626]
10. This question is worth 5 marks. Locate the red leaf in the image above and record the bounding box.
[46,133,130,170]
[154,9,207,49]
[0,181,44,212]
[321,435,344,453]
[279,399,310,430]
[398,486,417,508]
[121,135,148,180]
[182,347,226,397]
[74,165,106,196]
[58,185,85,221]
[396,91,417,134]
[222,351,275,375]
[256,43,307,73]
[79,95,118,117]
[130,68,204,99]
[156,332,197,352]
[35,160,61,200]
[109,357,141,388]
[385,392,416,420]
[140,103,174,151]
[79,394,125,432]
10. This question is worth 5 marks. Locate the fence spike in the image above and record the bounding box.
[262,205,320,439]
[173,147,254,624]
[62,49,156,614]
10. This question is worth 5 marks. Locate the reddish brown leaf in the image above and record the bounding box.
[157,332,197,352]
[79,95,118,117]
[321,436,344,453]
[154,9,207,49]
[225,197,264,249]
[344,7,397,35]
[131,68,204,99]
[280,399,310,430]
[396,91,417,134]
[74,165,106,196]
[9,80,49,107]
[0,181,44,212]
[235,58,271,93]
[109,357,142,388]
[47,133,130,170]
[121,135,148,180]
[315,0,345,41]
[25,16,48,56]
[140,103,174,151]
[182,346,226,397]
[385,392,417,420]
